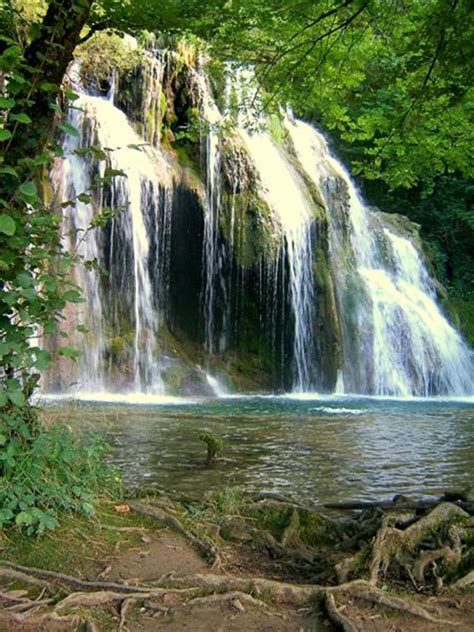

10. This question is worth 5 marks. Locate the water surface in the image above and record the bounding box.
[44,394,474,505]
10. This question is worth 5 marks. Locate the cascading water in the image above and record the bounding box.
[46,47,473,398]
[198,67,319,390]
[196,70,224,355]
[286,117,474,396]
[52,63,174,393]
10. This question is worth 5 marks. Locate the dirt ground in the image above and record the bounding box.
[0,498,473,631]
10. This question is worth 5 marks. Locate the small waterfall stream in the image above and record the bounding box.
[238,131,317,391]
[53,76,174,393]
[46,51,473,398]
[286,118,473,395]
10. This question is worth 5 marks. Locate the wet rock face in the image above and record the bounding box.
[168,185,205,345]
[52,37,472,397]
[180,370,215,396]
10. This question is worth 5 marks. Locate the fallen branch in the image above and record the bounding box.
[323,499,474,514]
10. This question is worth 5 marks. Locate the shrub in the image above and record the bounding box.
[0,406,121,535]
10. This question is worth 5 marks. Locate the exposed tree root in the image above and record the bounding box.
[158,573,372,605]
[369,503,470,586]
[1,496,471,630]
[187,590,268,610]
[324,592,360,632]
[349,586,459,626]
[454,570,474,588]
[413,547,458,583]
[54,587,199,612]
[259,530,314,567]
[0,562,465,629]
[0,566,53,589]
[128,501,221,567]
[0,610,81,628]
[0,561,159,594]
[119,597,138,632]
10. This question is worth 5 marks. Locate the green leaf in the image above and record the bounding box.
[15,511,34,526]
[58,347,79,360]
[0,97,15,109]
[9,113,32,124]
[0,166,19,178]
[8,390,25,407]
[0,508,14,523]
[81,502,95,516]
[63,289,83,303]
[0,392,7,407]
[77,192,92,204]
[16,272,34,288]
[0,214,16,236]
[34,350,51,370]
[60,122,80,138]
[0,129,12,142]
[104,168,126,178]
[41,513,58,530]
[18,182,38,198]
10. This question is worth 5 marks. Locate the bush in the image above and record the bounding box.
[0,407,121,535]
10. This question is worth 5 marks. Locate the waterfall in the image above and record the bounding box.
[197,70,224,355]
[52,75,174,393]
[238,131,317,391]
[45,49,473,398]
[198,67,318,390]
[286,117,474,396]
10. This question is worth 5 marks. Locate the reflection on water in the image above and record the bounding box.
[45,395,474,504]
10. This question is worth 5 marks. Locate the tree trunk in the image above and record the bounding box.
[10,0,93,162]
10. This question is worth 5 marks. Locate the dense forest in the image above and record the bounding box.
[0,1,473,629]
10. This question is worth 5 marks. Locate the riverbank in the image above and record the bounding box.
[0,488,473,631]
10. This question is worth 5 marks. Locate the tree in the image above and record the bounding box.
[210,0,473,189]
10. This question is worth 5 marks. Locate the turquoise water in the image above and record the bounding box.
[44,394,474,505]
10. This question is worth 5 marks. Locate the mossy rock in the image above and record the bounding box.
[377,211,423,248]
[218,190,281,267]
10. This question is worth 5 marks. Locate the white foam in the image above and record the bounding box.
[35,392,197,406]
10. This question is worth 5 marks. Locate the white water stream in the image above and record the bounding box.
[47,54,473,398]
[54,86,173,393]
[286,118,473,395]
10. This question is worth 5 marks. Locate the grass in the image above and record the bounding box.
[0,499,163,578]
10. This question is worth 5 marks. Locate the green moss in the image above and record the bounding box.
[446,298,474,346]
[267,113,288,146]
[174,141,202,178]
[378,211,423,250]
[161,364,188,395]
[219,191,280,267]
[160,89,168,117]
[158,323,205,366]
[77,31,143,89]
[198,431,223,465]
